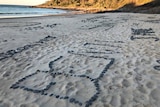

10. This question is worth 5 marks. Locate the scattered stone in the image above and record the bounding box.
[64,96,69,99]
[50,94,54,96]
[130,36,159,41]
[69,98,75,103]
[56,95,59,98]
[0,36,56,61]
[131,28,155,35]
[131,28,159,41]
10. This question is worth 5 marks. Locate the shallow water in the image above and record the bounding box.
[0,5,67,18]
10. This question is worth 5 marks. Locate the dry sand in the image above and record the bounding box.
[0,13,160,107]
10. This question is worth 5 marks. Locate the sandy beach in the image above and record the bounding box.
[0,13,160,107]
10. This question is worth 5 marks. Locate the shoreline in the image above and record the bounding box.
[0,10,85,19]
[0,5,76,19]
[32,5,115,13]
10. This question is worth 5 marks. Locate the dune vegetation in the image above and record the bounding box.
[38,0,152,9]
[36,0,160,13]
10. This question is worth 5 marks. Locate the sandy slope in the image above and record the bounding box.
[0,13,160,107]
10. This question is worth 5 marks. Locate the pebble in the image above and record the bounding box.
[64,96,69,99]
[50,94,54,96]
[56,95,59,98]
[69,98,75,103]
[157,60,160,64]
[154,66,160,70]
[84,43,89,46]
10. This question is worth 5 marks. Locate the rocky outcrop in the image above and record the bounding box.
[118,0,160,14]
[36,0,160,14]
[38,0,153,10]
